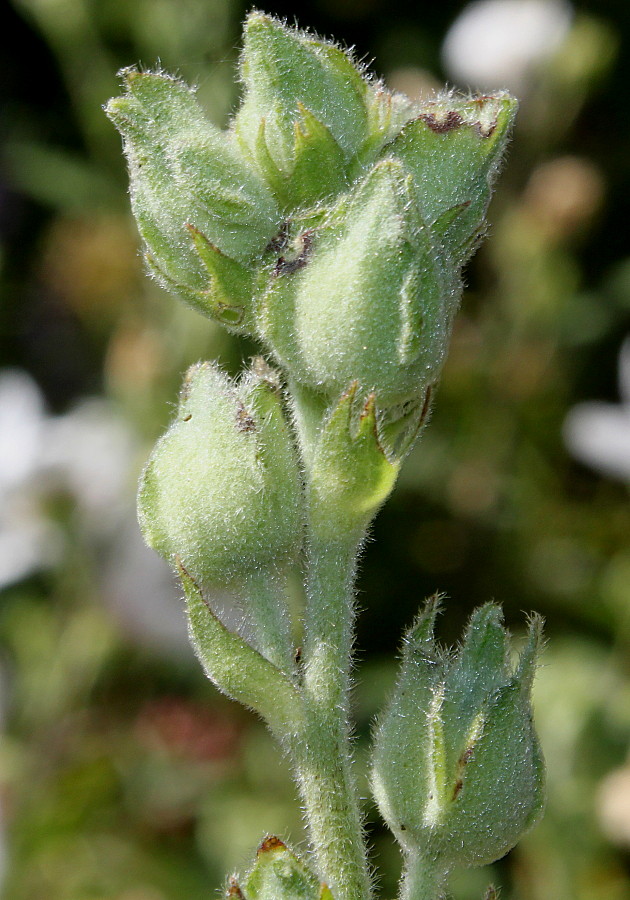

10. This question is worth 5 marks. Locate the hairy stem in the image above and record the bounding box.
[290,528,371,900]
[400,851,446,900]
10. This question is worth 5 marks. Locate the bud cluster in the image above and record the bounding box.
[107,11,516,436]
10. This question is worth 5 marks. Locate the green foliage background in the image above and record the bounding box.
[1,0,630,898]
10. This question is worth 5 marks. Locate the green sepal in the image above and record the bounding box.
[186,224,257,332]
[180,565,304,739]
[389,94,517,265]
[253,117,291,206]
[370,597,446,851]
[440,604,510,780]
[443,616,546,867]
[243,836,330,900]
[356,81,416,170]
[308,382,400,538]
[234,12,368,175]
[377,384,434,462]
[290,104,348,205]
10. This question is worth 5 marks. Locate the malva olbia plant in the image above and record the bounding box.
[106,12,544,900]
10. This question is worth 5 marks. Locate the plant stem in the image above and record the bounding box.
[291,527,371,900]
[400,851,445,900]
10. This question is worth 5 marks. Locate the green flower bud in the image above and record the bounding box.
[138,361,303,591]
[371,601,545,873]
[234,12,368,204]
[105,69,279,321]
[259,158,453,408]
[234,836,334,900]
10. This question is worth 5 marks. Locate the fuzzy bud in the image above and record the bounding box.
[138,362,303,591]
[237,836,333,900]
[105,69,279,323]
[371,601,545,872]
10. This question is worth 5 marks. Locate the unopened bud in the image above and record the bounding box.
[138,362,303,591]
[371,601,545,871]
[259,158,452,409]
[242,836,334,900]
[105,70,278,320]
[234,12,368,204]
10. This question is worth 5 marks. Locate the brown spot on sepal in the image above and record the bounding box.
[418,110,464,134]
[419,384,433,428]
[257,834,287,854]
[235,400,256,433]
[273,230,314,276]
[418,106,497,138]
[266,220,291,254]
[226,876,245,899]
[452,742,476,800]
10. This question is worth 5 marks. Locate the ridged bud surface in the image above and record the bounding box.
[371,602,545,871]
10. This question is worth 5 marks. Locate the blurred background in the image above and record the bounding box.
[1,0,630,897]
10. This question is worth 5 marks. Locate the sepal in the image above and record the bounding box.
[180,566,303,737]
[291,105,348,205]
[186,225,257,331]
[308,383,400,537]
[389,93,517,265]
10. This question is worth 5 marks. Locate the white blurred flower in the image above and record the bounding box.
[0,370,62,587]
[0,367,189,653]
[564,337,630,482]
[442,0,573,93]
[597,764,630,846]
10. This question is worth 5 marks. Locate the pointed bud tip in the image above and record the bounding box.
[226,876,245,899]
[257,834,287,855]
[406,593,443,646]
